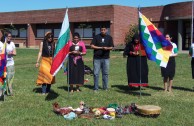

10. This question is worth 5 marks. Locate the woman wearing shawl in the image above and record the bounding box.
[68,32,86,93]
[36,32,55,95]
[123,34,148,87]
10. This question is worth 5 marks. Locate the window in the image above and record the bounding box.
[37,29,44,37]
[4,25,27,38]
[36,23,61,38]
[54,29,60,38]
[75,28,83,37]
[37,29,52,38]
[158,28,164,34]
[183,21,192,50]
[11,29,18,36]
[74,22,110,38]
[75,28,93,38]
[83,28,92,38]
[19,29,27,38]
[95,28,110,35]
[95,28,100,35]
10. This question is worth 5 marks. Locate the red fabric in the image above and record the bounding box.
[129,83,148,87]
[50,43,69,75]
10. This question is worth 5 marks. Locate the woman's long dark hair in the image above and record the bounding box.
[43,32,54,43]
[131,33,139,45]
[0,30,5,42]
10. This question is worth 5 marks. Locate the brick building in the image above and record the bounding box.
[0,1,193,51]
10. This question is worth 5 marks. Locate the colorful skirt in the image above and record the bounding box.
[36,57,55,85]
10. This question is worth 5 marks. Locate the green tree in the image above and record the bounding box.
[124,24,138,44]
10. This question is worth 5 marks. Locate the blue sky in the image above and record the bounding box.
[0,0,190,12]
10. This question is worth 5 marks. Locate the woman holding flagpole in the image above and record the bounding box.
[161,34,178,92]
[123,34,148,87]
[35,32,55,95]
[68,32,86,93]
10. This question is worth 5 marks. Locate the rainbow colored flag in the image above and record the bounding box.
[139,11,173,68]
[0,42,6,84]
[50,9,70,76]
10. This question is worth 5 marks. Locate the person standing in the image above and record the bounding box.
[68,32,87,93]
[123,34,148,87]
[189,40,194,90]
[189,42,194,79]
[36,32,55,95]
[90,26,114,91]
[6,32,16,96]
[161,34,178,92]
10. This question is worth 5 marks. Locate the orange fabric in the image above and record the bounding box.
[139,44,146,56]
[36,57,55,85]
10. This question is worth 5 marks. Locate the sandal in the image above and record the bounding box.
[76,89,81,92]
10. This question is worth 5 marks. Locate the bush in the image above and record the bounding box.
[124,24,139,44]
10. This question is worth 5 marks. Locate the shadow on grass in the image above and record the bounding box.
[134,113,160,118]
[32,87,42,93]
[145,85,194,92]
[45,90,59,101]
[58,86,69,91]
[112,85,151,96]
[58,83,94,91]
[145,86,163,91]
[83,84,94,90]
[172,86,194,92]
[32,87,59,100]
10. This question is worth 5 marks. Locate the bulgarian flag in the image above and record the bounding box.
[50,9,70,76]
[139,11,173,68]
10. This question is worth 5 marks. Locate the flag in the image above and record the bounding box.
[139,11,173,68]
[0,42,6,84]
[0,41,7,96]
[50,9,70,76]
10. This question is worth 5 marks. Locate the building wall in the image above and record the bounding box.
[113,6,138,46]
[141,1,192,21]
[0,2,193,49]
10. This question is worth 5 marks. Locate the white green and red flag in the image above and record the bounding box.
[50,9,70,76]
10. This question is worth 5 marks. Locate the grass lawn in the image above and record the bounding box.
[0,49,194,126]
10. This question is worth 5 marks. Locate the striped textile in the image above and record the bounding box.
[36,57,55,85]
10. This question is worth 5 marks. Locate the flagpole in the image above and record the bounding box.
[66,7,70,98]
[191,0,194,45]
[67,56,70,98]
[3,36,7,101]
[138,6,142,97]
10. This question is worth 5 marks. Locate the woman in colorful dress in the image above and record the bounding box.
[36,32,55,95]
[68,32,86,93]
[123,34,148,87]
[161,34,178,92]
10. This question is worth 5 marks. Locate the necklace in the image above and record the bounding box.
[46,41,54,57]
